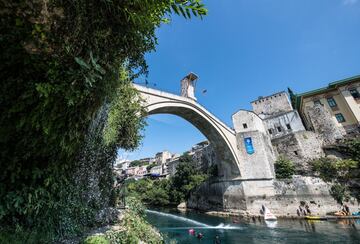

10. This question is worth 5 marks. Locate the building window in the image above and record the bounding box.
[268,129,273,135]
[243,123,248,129]
[277,126,282,132]
[335,113,346,123]
[327,97,337,108]
[286,124,291,130]
[313,99,322,106]
[349,88,360,99]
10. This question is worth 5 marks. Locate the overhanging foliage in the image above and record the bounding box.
[0,0,207,240]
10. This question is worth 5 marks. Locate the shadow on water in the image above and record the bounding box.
[145,209,360,244]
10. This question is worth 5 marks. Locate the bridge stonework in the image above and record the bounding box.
[135,84,279,212]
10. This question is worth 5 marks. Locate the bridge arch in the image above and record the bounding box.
[135,85,241,179]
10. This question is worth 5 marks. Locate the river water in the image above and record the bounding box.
[145,209,360,244]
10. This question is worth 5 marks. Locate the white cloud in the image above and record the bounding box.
[343,0,358,5]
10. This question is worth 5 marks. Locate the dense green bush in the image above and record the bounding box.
[339,138,360,163]
[127,178,172,206]
[311,157,358,182]
[83,197,163,244]
[0,0,207,240]
[274,155,295,179]
[105,198,163,244]
[330,184,349,204]
[172,159,208,199]
[82,235,109,244]
[105,210,163,244]
[311,157,358,203]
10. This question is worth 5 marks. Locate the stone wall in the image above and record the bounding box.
[304,104,344,145]
[251,91,293,118]
[246,176,342,216]
[187,180,247,211]
[188,176,360,216]
[236,130,276,179]
[271,131,324,173]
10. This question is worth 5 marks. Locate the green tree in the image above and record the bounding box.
[311,157,358,203]
[143,180,171,206]
[126,153,208,206]
[342,139,360,163]
[330,184,349,204]
[275,155,295,179]
[171,156,208,200]
[311,157,358,182]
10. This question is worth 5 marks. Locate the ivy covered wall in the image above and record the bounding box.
[0,0,207,241]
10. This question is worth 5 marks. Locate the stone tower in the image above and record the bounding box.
[181,72,198,100]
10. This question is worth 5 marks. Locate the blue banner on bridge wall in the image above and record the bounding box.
[244,137,254,155]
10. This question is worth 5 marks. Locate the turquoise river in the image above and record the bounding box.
[145,209,360,244]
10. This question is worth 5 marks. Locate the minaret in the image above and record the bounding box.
[180,72,198,100]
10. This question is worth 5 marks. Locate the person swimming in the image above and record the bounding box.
[197,232,203,240]
[214,235,221,244]
[189,228,195,236]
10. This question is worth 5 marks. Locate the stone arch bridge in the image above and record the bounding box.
[134,84,245,180]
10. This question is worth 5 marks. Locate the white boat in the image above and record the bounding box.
[263,206,277,221]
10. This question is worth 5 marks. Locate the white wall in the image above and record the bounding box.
[232,110,266,134]
[263,110,305,139]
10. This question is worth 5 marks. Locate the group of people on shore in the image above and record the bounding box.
[297,204,312,216]
[297,203,360,217]
[334,204,351,216]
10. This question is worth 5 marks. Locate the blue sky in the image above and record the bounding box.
[118,0,360,161]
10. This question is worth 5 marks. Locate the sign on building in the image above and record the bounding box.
[244,137,255,154]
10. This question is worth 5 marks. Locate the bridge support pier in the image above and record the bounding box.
[187,178,276,213]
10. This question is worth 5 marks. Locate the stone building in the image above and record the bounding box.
[231,110,276,179]
[295,75,360,136]
[114,159,130,171]
[167,156,181,177]
[189,141,216,171]
[154,150,172,175]
[154,151,172,165]
[235,91,324,173]
[150,165,162,175]
[165,141,216,177]
[251,91,306,139]
[251,91,293,118]
[125,166,147,177]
